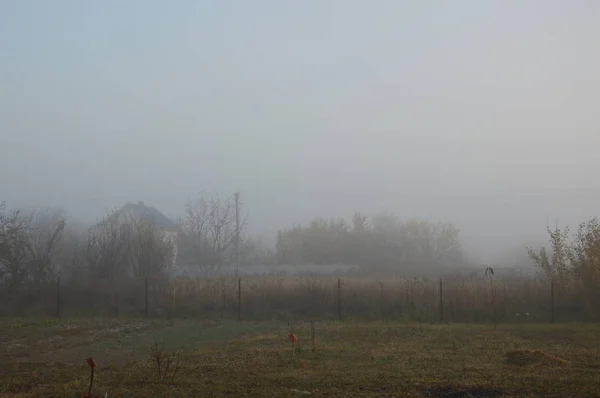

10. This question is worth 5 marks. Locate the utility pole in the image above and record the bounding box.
[234,192,240,276]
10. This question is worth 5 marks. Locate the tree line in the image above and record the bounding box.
[276,212,465,269]
[1,192,482,289]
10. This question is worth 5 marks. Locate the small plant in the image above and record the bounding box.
[149,339,181,383]
[287,322,298,359]
[485,267,497,329]
[288,332,298,359]
[82,357,96,398]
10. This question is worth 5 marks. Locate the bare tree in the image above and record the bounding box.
[22,208,66,285]
[58,220,87,283]
[0,204,66,288]
[128,215,176,278]
[85,209,131,280]
[431,222,464,267]
[182,193,245,276]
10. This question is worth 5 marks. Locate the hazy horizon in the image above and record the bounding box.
[2,1,599,264]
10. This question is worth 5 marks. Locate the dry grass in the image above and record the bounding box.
[3,271,596,325]
[504,349,569,367]
[1,318,600,397]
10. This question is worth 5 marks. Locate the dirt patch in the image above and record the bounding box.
[504,349,569,366]
[420,385,509,397]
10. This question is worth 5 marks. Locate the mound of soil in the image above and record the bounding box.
[504,349,568,366]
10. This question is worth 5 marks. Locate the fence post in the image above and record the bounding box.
[56,276,61,319]
[550,278,555,323]
[439,278,443,323]
[144,277,148,318]
[337,278,342,321]
[221,289,226,320]
[237,277,241,321]
[310,319,316,352]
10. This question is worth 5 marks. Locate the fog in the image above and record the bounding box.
[1,1,599,265]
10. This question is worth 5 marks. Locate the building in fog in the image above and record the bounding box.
[91,201,180,269]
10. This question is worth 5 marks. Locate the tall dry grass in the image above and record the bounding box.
[1,269,597,323]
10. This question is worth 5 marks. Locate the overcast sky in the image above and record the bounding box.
[1,1,598,262]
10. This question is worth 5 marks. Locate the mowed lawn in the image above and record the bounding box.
[1,318,599,397]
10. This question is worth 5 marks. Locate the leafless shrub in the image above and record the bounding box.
[149,339,181,383]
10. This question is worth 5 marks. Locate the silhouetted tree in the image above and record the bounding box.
[128,215,176,278]
[0,204,66,287]
[85,209,131,280]
[181,193,245,276]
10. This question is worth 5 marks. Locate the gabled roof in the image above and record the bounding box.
[109,201,179,232]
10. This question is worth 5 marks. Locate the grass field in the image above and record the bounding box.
[1,318,599,397]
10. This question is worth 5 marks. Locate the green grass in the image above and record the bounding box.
[1,318,599,397]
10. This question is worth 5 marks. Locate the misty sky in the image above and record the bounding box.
[1,1,599,262]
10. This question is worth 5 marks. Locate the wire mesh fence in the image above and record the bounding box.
[0,272,597,323]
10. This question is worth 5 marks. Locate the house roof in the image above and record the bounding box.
[109,201,180,232]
